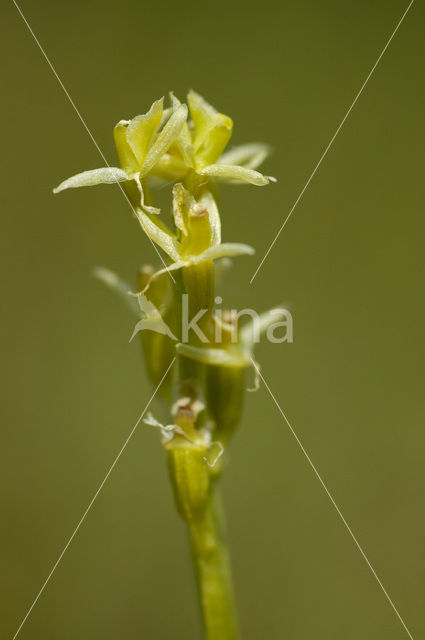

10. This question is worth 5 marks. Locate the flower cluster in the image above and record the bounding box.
[54,91,275,280]
[54,91,281,442]
[54,90,275,205]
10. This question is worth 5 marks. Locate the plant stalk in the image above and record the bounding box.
[187,480,239,640]
[167,437,239,640]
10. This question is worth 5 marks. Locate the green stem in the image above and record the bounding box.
[167,438,239,640]
[187,480,239,640]
[167,191,238,637]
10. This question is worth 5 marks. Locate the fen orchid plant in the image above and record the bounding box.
[54,91,282,640]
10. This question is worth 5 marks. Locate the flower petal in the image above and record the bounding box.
[126,98,164,166]
[170,92,194,167]
[135,208,181,261]
[187,90,218,150]
[133,174,160,215]
[172,184,214,255]
[141,104,188,176]
[218,143,271,170]
[191,242,254,263]
[137,242,253,293]
[199,164,275,186]
[136,260,188,293]
[176,343,249,368]
[188,90,233,167]
[200,189,221,245]
[53,167,129,194]
[149,153,188,182]
[172,183,190,236]
[196,114,233,168]
[114,121,140,173]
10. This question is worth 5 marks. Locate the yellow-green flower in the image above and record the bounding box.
[135,183,254,290]
[53,91,275,216]
[151,90,276,189]
[53,98,188,214]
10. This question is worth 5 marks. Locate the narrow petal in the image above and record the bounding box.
[172,183,190,236]
[176,343,248,368]
[199,164,274,186]
[170,92,195,167]
[191,243,254,263]
[159,106,173,128]
[188,90,233,166]
[93,266,140,316]
[200,189,221,245]
[135,208,181,261]
[126,98,164,166]
[172,184,213,256]
[218,143,271,170]
[187,90,218,150]
[141,104,188,176]
[139,242,254,293]
[53,167,129,194]
[136,260,188,293]
[195,113,233,168]
[133,174,160,215]
[114,121,139,173]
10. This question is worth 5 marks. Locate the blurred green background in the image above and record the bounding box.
[2,0,424,638]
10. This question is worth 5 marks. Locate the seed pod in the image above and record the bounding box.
[166,399,210,521]
[205,364,245,443]
[166,440,210,522]
[204,311,245,442]
[176,336,249,444]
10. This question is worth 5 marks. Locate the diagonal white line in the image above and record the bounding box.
[250,0,415,284]
[12,0,175,282]
[11,358,176,640]
[251,358,414,639]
